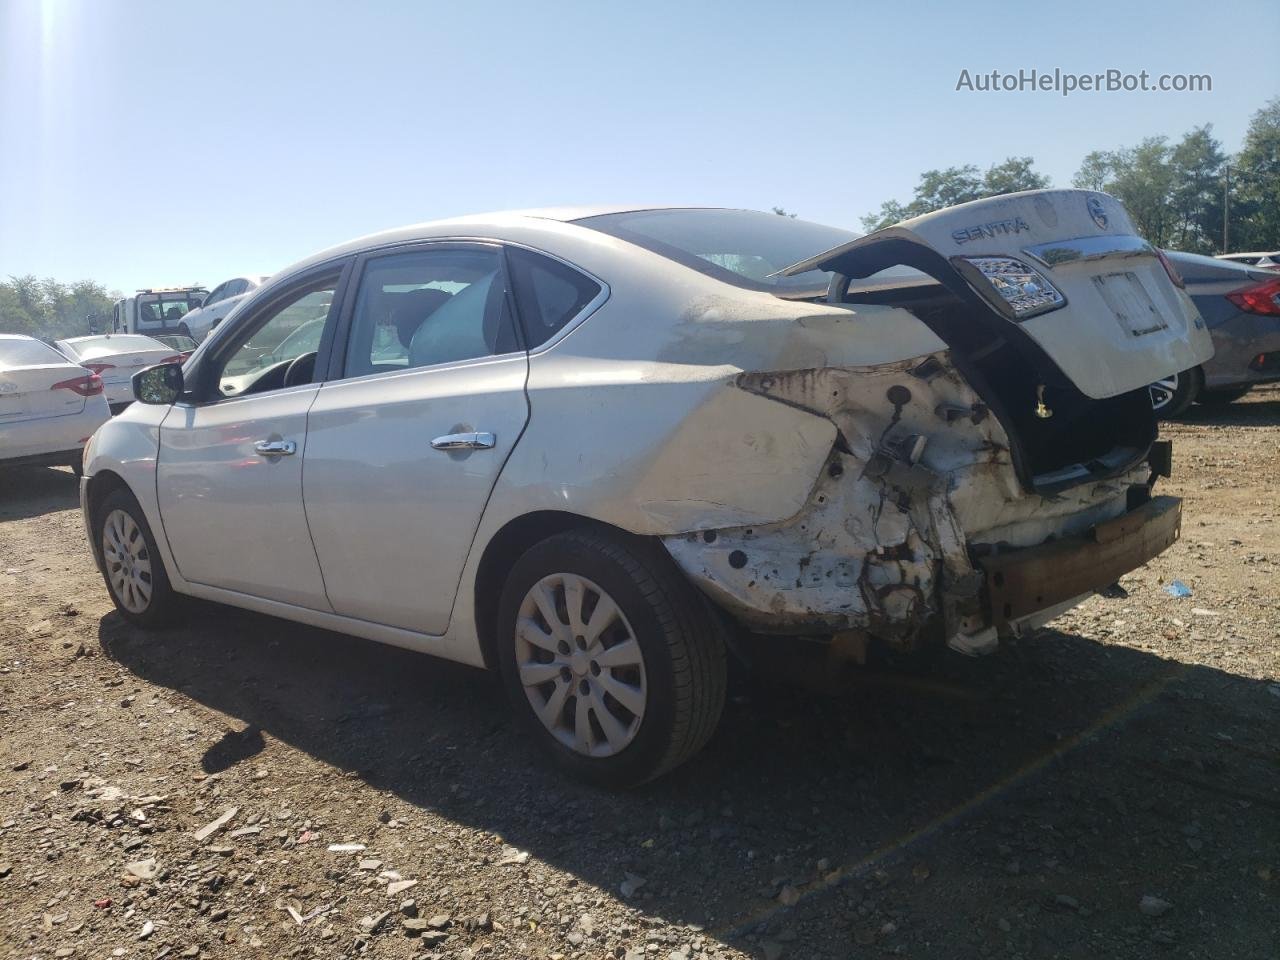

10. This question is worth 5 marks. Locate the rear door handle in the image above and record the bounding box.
[431,431,496,451]
[253,439,297,456]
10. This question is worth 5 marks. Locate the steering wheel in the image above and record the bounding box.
[283,351,318,388]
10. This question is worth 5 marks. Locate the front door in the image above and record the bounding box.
[303,244,529,634]
[156,269,345,610]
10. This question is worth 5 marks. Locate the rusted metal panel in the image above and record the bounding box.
[979,496,1182,629]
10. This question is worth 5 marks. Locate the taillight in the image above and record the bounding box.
[83,362,116,375]
[1156,249,1185,289]
[158,355,185,365]
[1226,277,1280,316]
[958,256,1066,320]
[52,373,104,397]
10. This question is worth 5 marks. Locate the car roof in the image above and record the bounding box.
[274,206,730,283]
[0,333,37,341]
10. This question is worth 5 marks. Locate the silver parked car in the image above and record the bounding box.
[0,334,110,472]
[1148,250,1280,416]
[80,191,1210,785]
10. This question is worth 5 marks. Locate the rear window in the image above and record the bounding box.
[62,335,166,356]
[575,208,859,293]
[0,338,68,369]
[576,208,928,295]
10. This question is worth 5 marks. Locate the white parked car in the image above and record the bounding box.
[0,334,110,473]
[180,275,271,342]
[80,192,1211,785]
[54,335,185,414]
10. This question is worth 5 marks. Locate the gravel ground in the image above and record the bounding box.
[1,387,1277,960]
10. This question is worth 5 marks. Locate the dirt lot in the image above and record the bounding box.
[1,388,1277,960]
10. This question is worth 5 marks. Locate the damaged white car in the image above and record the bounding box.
[80,191,1211,785]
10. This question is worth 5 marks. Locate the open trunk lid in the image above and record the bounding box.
[782,189,1213,400]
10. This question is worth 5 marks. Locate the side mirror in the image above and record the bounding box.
[133,362,184,405]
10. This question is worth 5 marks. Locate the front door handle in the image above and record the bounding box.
[430,431,496,451]
[253,439,297,456]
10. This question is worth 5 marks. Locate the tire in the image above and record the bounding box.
[1148,367,1200,419]
[95,487,179,628]
[1196,386,1251,406]
[497,528,727,787]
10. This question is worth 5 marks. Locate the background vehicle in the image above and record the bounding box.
[1216,251,1280,271]
[112,287,208,337]
[181,275,271,342]
[151,333,198,361]
[81,192,1208,785]
[0,334,110,472]
[1148,250,1280,416]
[54,334,184,414]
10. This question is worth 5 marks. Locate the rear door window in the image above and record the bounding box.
[341,246,520,379]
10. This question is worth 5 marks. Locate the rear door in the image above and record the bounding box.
[785,190,1213,399]
[303,242,529,635]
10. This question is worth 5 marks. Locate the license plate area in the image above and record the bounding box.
[1092,271,1170,338]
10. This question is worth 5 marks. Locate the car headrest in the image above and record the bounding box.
[393,287,453,349]
[408,273,496,367]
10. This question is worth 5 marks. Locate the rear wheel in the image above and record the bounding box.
[96,487,178,628]
[497,528,727,787]
[1149,367,1200,419]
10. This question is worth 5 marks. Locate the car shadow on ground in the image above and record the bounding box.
[0,465,80,522]
[1177,386,1280,428]
[99,601,1279,956]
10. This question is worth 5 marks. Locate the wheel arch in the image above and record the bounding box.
[473,510,646,670]
[84,469,132,563]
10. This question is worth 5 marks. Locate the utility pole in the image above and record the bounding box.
[1223,163,1231,254]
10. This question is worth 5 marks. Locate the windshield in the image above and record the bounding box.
[135,292,206,328]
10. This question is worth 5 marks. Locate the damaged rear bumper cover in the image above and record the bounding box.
[979,495,1181,630]
[661,353,1182,652]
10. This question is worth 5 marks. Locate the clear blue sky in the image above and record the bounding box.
[2,0,1276,294]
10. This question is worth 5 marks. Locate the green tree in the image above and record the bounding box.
[1231,97,1280,252]
[1073,127,1229,253]
[0,275,120,339]
[861,157,1049,231]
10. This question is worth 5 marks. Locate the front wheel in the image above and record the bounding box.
[1149,367,1200,419]
[497,528,727,787]
[95,487,179,628]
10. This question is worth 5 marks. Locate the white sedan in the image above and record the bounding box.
[55,334,185,414]
[80,192,1210,785]
[0,334,110,472]
[180,274,271,342]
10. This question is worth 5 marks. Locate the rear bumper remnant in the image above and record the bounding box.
[978,495,1181,631]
